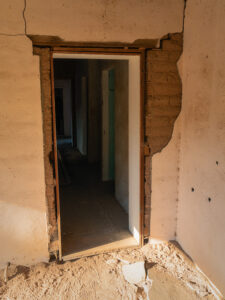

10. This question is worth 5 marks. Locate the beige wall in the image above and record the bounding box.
[26,0,183,42]
[177,0,225,295]
[150,118,181,240]
[1,0,225,295]
[0,0,184,267]
[0,36,49,267]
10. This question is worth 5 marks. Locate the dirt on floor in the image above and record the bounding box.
[0,242,223,300]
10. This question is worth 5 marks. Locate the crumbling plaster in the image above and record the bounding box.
[0,0,184,267]
[1,0,225,295]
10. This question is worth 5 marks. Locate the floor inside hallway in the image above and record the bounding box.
[58,144,136,259]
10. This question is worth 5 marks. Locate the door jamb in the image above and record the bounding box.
[50,52,62,260]
[50,47,146,259]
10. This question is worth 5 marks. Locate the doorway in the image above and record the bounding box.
[52,52,142,260]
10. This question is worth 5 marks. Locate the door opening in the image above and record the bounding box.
[52,52,142,260]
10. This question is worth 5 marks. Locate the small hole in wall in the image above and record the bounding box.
[208,197,212,202]
[191,187,195,192]
[216,161,219,165]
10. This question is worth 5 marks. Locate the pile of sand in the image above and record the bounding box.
[0,242,223,300]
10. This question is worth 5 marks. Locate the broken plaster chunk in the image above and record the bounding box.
[122,261,146,284]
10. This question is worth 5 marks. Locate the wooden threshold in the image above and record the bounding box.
[63,237,139,261]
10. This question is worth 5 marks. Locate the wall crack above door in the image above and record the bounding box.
[0,0,27,36]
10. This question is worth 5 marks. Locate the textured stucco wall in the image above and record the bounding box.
[177,0,225,295]
[0,0,184,267]
[0,35,49,267]
[26,0,184,42]
[150,118,181,240]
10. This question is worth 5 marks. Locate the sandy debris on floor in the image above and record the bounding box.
[0,242,223,300]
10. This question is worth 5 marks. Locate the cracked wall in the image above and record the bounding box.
[145,34,183,238]
[0,0,184,267]
[177,0,225,295]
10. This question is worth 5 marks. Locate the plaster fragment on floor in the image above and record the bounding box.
[122,261,146,284]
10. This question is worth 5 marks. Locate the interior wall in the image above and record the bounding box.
[99,61,129,212]
[54,60,76,142]
[54,80,72,137]
[54,59,89,149]
[177,0,225,295]
[0,0,184,267]
[87,60,102,163]
[146,35,183,239]
[0,36,49,267]
[27,0,184,42]
[150,118,181,240]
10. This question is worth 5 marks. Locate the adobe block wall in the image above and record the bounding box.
[34,48,58,251]
[0,0,184,266]
[34,35,183,248]
[146,34,182,155]
[144,33,183,236]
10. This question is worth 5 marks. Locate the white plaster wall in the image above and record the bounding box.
[0,36,49,267]
[100,61,129,212]
[177,0,225,295]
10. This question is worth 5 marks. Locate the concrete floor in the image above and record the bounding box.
[59,148,136,259]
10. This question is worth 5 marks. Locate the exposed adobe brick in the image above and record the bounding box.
[144,32,183,238]
[145,33,182,155]
[35,47,58,252]
[162,40,182,51]
[35,33,183,246]
[146,95,169,107]
[169,96,182,106]
[148,62,178,73]
[147,72,180,84]
[147,82,181,96]
[146,115,171,128]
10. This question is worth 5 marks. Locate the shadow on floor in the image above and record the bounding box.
[58,145,133,257]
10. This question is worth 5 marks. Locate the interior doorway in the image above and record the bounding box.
[52,52,142,260]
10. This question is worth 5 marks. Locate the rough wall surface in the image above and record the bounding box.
[0,36,49,267]
[0,0,184,267]
[37,48,58,250]
[145,34,183,238]
[26,0,184,42]
[177,0,225,295]
[150,118,181,240]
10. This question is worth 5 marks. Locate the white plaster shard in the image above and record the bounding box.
[122,261,146,284]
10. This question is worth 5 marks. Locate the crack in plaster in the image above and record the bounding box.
[0,0,27,37]
[182,0,187,32]
[175,0,187,238]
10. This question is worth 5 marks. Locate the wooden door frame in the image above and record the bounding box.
[48,46,146,259]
